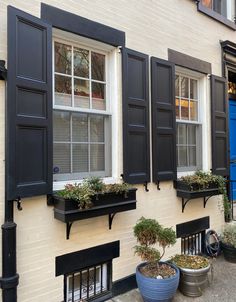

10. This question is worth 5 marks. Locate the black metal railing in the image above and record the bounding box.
[64,262,111,302]
[181,231,205,255]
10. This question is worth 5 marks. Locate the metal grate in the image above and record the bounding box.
[181,231,205,255]
[64,262,111,302]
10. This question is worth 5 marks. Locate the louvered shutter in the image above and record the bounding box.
[122,48,150,184]
[211,75,229,176]
[7,6,52,200]
[151,57,176,181]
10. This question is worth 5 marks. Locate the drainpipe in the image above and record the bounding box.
[0,60,19,302]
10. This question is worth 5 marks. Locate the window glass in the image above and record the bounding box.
[53,40,111,181]
[201,0,234,21]
[176,74,201,170]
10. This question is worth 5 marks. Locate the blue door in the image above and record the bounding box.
[229,100,236,200]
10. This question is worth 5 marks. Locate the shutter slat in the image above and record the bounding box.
[7,6,52,200]
[211,75,229,176]
[151,57,176,181]
[122,48,150,184]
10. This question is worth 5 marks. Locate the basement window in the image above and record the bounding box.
[65,262,111,302]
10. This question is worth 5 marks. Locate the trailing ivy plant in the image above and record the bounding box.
[179,170,232,219]
[57,178,131,209]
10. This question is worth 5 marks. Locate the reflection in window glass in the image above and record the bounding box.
[54,42,71,74]
[92,82,106,110]
[91,52,105,81]
[55,75,72,106]
[74,48,89,78]
[74,79,90,108]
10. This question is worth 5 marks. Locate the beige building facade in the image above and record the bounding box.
[0,0,236,301]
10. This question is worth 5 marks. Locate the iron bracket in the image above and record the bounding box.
[14,197,22,211]
[182,198,191,213]
[66,222,73,240]
[203,196,213,208]
[109,213,117,229]
[156,181,161,190]
[144,182,149,192]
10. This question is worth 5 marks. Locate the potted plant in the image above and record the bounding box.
[133,217,179,302]
[221,223,236,263]
[171,254,210,297]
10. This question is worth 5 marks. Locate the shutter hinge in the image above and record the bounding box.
[14,197,22,211]
[0,60,7,81]
[144,182,149,192]
[156,181,161,190]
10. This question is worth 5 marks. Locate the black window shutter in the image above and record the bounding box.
[7,6,52,200]
[122,48,150,184]
[151,57,176,181]
[211,75,229,176]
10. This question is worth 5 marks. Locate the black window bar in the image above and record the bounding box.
[64,262,111,302]
[181,231,206,255]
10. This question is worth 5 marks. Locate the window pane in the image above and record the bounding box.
[54,42,71,74]
[91,52,105,81]
[92,82,105,110]
[72,113,88,142]
[74,79,90,108]
[178,124,187,145]
[180,99,189,120]
[176,98,180,119]
[190,100,198,121]
[213,0,227,17]
[188,125,196,145]
[90,116,104,142]
[55,75,72,106]
[175,75,180,96]
[190,79,198,99]
[180,77,189,98]
[90,144,105,171]
[189,146,197,166]
[53,111,70,141]
[53,143,71,174]
[202,0,212,8]
[72,144,88,172]
[74,48,89,78]
[178,146,187,167]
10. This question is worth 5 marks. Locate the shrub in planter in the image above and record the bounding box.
[221,224,236,263]
[171,254,210,297]
[133,217,179,302]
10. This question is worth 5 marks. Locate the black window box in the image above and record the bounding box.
[175,181,220,213]
[53,188,137,239]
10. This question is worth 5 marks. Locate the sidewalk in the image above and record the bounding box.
[107,256,236,302]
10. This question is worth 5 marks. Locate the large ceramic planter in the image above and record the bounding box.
[178,265,210,297]
[136,262,180,302]
[221,242,236,263]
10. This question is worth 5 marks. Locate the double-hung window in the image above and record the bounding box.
[201,0,236,22]
[53,38,111,182]
[175,74,202,172]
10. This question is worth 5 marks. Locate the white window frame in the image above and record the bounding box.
[175,67,209,177]
[52,29,121,190]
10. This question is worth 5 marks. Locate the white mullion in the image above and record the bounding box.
[88,116,91,173]
[72,45,75,108]
[89,50,92,109]
[54,71,72,78]
[186,124,189,166]
[70,113,73,173]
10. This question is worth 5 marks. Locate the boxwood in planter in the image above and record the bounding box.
[221,224,236,263]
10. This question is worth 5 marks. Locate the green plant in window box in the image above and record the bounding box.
[57,177,131,210]
[178,170,232,220]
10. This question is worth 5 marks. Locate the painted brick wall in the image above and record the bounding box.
[0,0,232,301]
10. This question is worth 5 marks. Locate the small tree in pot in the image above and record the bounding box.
[221,224,236,263]
[134,217,179,302]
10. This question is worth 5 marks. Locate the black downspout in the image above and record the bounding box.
[0,60,19,302]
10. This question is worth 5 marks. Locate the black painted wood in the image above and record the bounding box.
[112,274,137,296]
[7,6,52,200]
[151,57,177,181]
[176,217,210,238]
[211,75,229,176]
[122,48,150,184]
[168,49,212,74]
[41,3,125,47]
[56,241,120,276]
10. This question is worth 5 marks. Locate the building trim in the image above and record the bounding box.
[41,3,125,47]
[112,274,137,296]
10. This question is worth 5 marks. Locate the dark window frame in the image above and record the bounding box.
[197,1,236,30]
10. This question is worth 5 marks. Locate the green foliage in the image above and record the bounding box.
[57,178,131,210]
[171,254,209,269]
[133,217,176,265]
[180,170,232,219]
[222,224,236,248]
